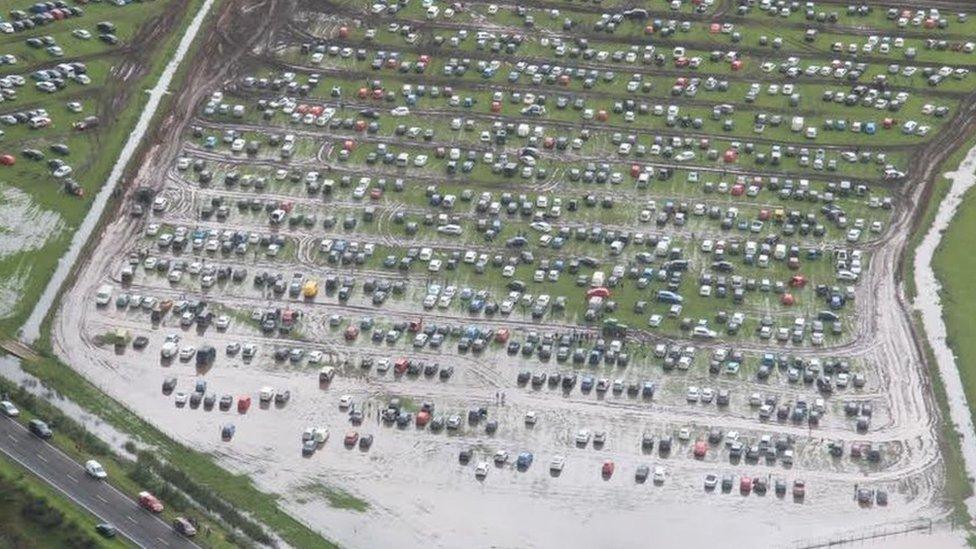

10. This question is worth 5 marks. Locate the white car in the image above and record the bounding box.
[475,461,489,478]
[338,395,353,409]
[259,386,275,402]
[0,400,19,417]
[575,429,590,445]
[178,346,196,361]
[550,455,566,472]
[160,341,178,359]
[52,165,73,178]
[524,411,537,425]
[215,315,230,330]
[653,466,667,484]
[308,350,324,364]
[686,386,700,402]
[85,460,107,480]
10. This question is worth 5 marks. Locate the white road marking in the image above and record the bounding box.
[35,453,48,463]
[96,494,108,503]
[156,537,170,547]
[6,434,16,442]
[66,473,78,483]
[126,515,137,524]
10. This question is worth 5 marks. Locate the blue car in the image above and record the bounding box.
[516,452,533,469]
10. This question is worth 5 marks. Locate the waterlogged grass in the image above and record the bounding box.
[296,482,370,512]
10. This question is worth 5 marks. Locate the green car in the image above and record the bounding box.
[95,523,117,538]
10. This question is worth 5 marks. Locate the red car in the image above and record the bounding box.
[344,326,360,341]
[237,396,251,413]
[740,476,753,494]
[792,480,806,499]
[601,460,615,478]
[693,440,707,458]
[138,491,164,513]
[394,358,409,374]
[344,431,359,446]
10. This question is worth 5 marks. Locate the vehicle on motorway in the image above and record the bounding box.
[138,491,164,513]
[85,459,107,479]
[28,419,52,439]
[0,400,19,417]
[95,523,117,538]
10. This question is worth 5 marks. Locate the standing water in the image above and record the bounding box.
[913,142,976,518]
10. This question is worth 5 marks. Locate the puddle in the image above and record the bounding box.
[0,184,64,259]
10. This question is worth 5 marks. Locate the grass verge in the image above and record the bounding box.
[0,451,129,549]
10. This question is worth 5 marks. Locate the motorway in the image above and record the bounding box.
[0,415,198,549]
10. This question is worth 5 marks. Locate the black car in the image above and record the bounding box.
[132,336,149,349]
[161,377,177,394]
[28,419,52,439]
[359,434,374,450]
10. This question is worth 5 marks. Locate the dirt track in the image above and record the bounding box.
[45,0,976,547]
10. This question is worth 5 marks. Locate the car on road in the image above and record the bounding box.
[28,419,52,439]
[138,491,164,513]
[95,523,117,538]
[85,459,107,480]
[0,400,19,417]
